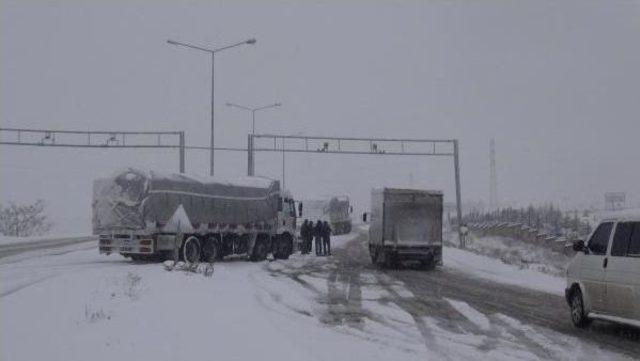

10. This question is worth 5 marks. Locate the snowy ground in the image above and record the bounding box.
[1,230,636,361]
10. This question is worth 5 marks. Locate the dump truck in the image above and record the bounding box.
[93,168,297,263]
[302,196,352,235]
[369,188,443,269]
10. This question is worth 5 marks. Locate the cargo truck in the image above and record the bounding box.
[93,168,297,263]
[369,188,443,269]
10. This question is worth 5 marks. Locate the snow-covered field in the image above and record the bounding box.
[0,233,91,246]
[0,232,632,361]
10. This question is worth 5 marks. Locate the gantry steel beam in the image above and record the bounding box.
[246,133,465,247]
[0,128,186,173]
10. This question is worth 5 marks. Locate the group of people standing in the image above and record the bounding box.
[300,219,332,256]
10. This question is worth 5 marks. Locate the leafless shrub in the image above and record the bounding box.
[0,200,53,237]
[124,272,142,300]
[84,305,110,323]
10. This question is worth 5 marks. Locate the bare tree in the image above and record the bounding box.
[0,200,53,237]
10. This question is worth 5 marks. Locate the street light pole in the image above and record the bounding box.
[226,102,281,177]
[167,38,256,176]
[226,102,281,135]
[252,109,256,135]
[210,53,215,177]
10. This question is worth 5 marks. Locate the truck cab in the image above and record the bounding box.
[278,192,297,234]
[271,192,297,259]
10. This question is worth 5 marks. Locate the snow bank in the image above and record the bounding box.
[444,246,566,296]
[0,233,91,246]
[464,235,571,277]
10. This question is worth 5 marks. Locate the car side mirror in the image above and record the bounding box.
[572,239,588,253]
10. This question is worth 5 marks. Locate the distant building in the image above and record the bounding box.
[604,192,626,211]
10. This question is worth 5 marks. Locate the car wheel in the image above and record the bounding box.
[570,288,591,328]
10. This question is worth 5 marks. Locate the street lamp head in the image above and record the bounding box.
[167,39,178,45]
[246,38,257,45]
[275,102,282,107]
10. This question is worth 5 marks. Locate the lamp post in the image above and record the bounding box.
[167,38,256,176]
[225,102,281,134]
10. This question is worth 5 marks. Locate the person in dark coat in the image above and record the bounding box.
[314,220,324,256]
[307,221,315,253]
[305,219,314,254]
[300,220,310,254]
[322,221,332,256]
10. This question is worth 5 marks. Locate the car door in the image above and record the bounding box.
[627,224,640,321]
[581,222,614,312]
[604,222,640,318]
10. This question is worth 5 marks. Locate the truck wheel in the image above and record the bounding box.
[570,288,591,328]
[420,256,436,271]
[202,238,220,262]
[182,236,201,264]
[250,239,268,262]
[275,235,293,260]
[384,252,398,269]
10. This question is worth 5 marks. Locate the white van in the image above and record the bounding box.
[566,217,640,328]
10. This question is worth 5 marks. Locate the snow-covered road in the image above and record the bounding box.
[1,230,638,361]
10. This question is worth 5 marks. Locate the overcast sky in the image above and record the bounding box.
[1,0,639,233]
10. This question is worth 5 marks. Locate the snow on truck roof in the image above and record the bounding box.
[154,172,277,189]
[373,187,443,195]
[108,168,278,189]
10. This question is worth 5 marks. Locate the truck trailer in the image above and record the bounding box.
[93,168,297,263]
[368,188,443,269]
[302,196,352,235]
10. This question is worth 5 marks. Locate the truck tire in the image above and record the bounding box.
[420,255,436,271]
[274,234,293,260]
[250,238,268,262]
[202,238,220,262]
[382,252,398,269]
[182,236,201,264]
[373,249,380,266]
[569,288,591,328]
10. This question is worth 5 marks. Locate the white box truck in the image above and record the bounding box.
[368,188,443,269]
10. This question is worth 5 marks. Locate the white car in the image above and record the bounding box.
[566,217,640,328]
